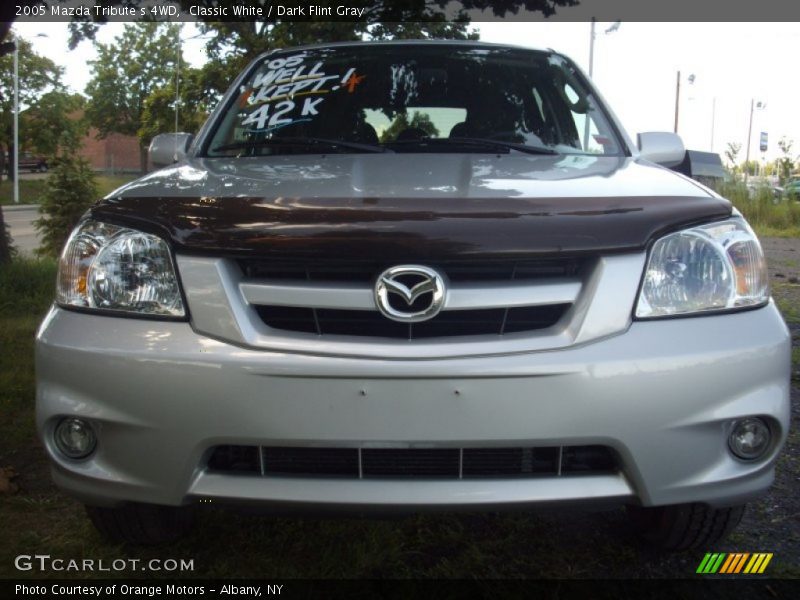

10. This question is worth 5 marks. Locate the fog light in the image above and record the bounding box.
[728,418,771,460]
[54,418,97,459]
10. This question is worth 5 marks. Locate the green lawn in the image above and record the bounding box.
[0,174,138,206]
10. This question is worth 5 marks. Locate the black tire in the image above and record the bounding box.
[85,503,195,545]
[627,503,745,551]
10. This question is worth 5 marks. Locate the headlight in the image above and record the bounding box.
[57,220,185,317]
[636,217,768,318]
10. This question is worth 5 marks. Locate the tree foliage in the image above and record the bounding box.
[34,132,97,258]
[0,33,63,175]
[138,67,213,143]
[0,216,14,265]
[724,142,741,179]
[0,28,63,263]
[0,21,11,265]
[85,23,182,170]
[380,112,440,142]
[23,91,87,158]
[777,137,796,184]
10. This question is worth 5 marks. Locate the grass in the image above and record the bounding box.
[0,256,797,581]
[0,174,138,206]
[0,178,47,206]
[0,258,56,453]
[772,282,800,324]
[719,181,800,238]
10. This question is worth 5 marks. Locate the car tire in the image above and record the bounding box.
[627,503,745,551]
[85,503,195,545]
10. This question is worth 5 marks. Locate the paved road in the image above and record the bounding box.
[2,205,40,256]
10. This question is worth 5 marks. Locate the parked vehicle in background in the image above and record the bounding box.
[15,152,48,173]
[36,40,790,550]
[674,150,726,191]
[746,180,784,202]
[785,179,800,199]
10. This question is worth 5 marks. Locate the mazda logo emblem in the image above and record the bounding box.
[374,265,446,322]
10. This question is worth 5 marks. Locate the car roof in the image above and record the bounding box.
[255,39,554,61]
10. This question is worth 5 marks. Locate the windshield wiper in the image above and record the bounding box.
[212,137,391,154]
[387,137,558,155]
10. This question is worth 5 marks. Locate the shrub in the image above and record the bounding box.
[34,142,97,258]
[0,216,15,264]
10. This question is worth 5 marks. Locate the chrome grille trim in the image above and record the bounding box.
[239,278,582,311]
[241,280,374,310]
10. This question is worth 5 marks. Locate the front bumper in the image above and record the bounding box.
[36,303,791,510]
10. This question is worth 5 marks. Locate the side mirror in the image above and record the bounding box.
[637,132,685,168]
[149,133,194,169]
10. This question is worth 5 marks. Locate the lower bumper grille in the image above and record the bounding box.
[207,445,617,479]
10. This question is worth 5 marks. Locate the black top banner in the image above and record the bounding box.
[6,0,800,23]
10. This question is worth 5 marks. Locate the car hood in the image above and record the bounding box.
[93,154,731,260]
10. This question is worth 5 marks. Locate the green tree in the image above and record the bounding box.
[0,33,63,180]
[85,23,182,172]
[724,142,741,180]
[742,159,760,177]
[0,28,63,263]
[138,67,213,144]
[0,23,12,264]
[22,91,87,159]
[34,131,97,258]
[777,137,796,185]
[380,112,440,142]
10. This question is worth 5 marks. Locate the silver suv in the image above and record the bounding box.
[36,41,790,548]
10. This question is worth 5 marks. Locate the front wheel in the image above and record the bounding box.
[86,503,195,545]
[627,503,745,551]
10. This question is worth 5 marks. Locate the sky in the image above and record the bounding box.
[12,20,800,164]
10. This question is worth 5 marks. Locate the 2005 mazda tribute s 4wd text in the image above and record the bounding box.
[36,41,790,548]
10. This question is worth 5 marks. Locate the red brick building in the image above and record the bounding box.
[78,127,142,173]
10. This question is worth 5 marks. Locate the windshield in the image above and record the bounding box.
[205,44,625,157]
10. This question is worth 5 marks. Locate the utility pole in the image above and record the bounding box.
[673,71,680,134]
[745,99,754,182]
[174,24,181,162]
[585,20,619,149]
[13,41,19,203]
[710,97,716,152]
[745,99,764,182]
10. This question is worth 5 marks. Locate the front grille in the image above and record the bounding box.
[207,445,618,479]
[242,257,581,339]
[255,304,570,338]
